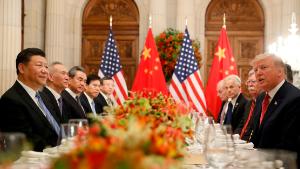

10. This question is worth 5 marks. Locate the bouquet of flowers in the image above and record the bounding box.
[51,91,193,169]
[155,28,202,82]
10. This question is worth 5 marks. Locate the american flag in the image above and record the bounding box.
[98,28,128,104]
[169,28,207,114]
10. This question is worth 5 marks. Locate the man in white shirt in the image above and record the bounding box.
[41,61,69,123]
[250,53,300,159]
[0,48,60,151]
[61,66,87,120]
[79,74,101,116]
[95,76,115,114]
[217,74,248,133]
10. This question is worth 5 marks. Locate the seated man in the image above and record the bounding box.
[250,53,300,153]
[61,66,87,122]
[217,74,248,133]
[0,48,60,151]
[79,74,101,116]
[95,76,115,114]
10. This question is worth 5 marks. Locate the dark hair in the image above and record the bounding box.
[86,74,100,85]
[16,48,46,74]
[100,76,113,85]
[285,63,293,83]
[68,66,85,78]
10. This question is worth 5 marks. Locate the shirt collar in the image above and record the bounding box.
[65,88,78,99]
[100,91,108,100]
[17,79,38,99]
[267,80,285,101]
[84,92,94,104]
[228,92,240,107]
[46,86,61,100]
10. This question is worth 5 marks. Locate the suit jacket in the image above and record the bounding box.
[235,100,254,137]
[79,93,95,115]
[0,81,59,151]
[61,90,86,122]
[217,93,248,133]
[94,93,108,114]
[41,87,62,123]
[251,81,300,152]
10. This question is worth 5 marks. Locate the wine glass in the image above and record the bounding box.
[68,119,89,138]
[0,132,28,164]
[204,125,235,169]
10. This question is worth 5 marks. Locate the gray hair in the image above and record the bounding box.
[48,61,63,74]
[217,79,225,90]
[68,66,85,78]
[224,74,241,86]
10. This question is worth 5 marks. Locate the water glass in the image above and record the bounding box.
[68,119,89,138]
[0,132,28,163]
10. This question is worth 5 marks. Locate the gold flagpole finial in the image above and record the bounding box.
[110,15,112,28]
[223,13,226,28]
[185,16,188,27]
[149,15,152,28]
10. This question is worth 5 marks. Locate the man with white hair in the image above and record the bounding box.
[250,53,300,156]
[217,79,227,101]
[217,74,248,133]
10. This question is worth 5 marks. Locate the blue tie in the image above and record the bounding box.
[91,101,97,116]
[57,97,63,115]
[224,101,233,125]
[36,92,61,135]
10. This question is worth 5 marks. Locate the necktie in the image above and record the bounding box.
[57,97,63,115]
[107,98,113,107]
[91,101,97,115]
[75,96,84,109]
[224,101,233,125]
[260,93,270,124]
[240,100,255,138]
[36,92,60,135]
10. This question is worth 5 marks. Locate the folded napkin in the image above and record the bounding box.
[235,142,254,150]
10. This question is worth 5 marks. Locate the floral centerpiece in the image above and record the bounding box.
[155,28,202,82]
[51,91,193,169]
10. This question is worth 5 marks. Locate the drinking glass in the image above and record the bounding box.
[0,132,28,164]
[204,125,235,169]
[68,119,89,138]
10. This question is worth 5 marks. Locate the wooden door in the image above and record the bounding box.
[205,0,264,97]
[82,0,139,89]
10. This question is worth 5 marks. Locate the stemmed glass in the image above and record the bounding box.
[204,125,235,169]
[68,119,89,138]
[0,132,28,164]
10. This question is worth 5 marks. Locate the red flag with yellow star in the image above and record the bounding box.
[205,26,238,120]
[131,28,168,95]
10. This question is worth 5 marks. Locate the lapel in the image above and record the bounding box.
[41,87,61,121]
[258,82,287,133]
[80,94,93,113]
[62,90,86,118]
[14,82,57,133]
[232,94,243,115]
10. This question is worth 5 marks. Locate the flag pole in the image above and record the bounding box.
[110,15,112,28]
[185,17,188,27]
[223,13,226,28]
[149,15,152,28]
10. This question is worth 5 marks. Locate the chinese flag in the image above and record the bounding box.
[131,28,168,95]
[205,26,238,120]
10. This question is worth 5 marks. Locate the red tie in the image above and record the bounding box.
[240,100,255,138]
[260,93,270,124]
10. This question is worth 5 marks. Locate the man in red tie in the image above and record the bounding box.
[237,69,261,140]
[250,53,300,156]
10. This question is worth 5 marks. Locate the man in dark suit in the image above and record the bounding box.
[250,53,300,154]
[61,66,87,122]
[95,76,115,114]
[79,74,101,115]
[217,74,248,133]
[237,69,262,140]
[0,48,61,151]
[41,61,69,124]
